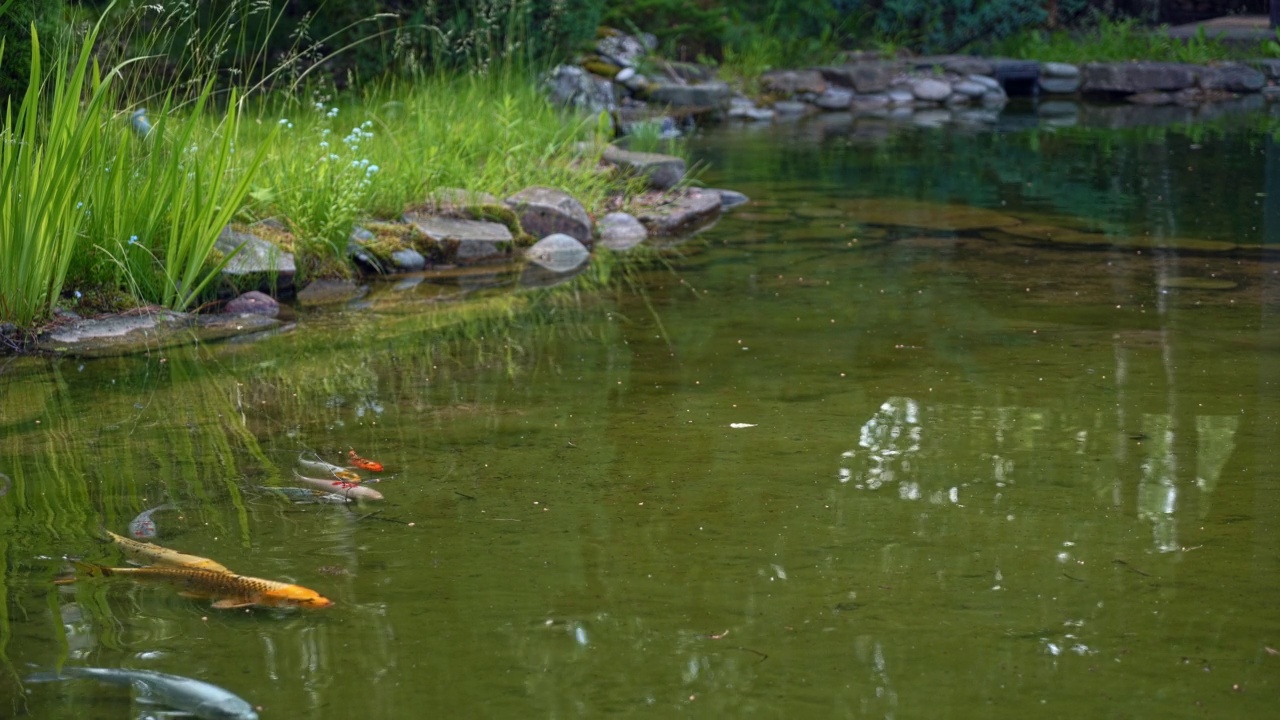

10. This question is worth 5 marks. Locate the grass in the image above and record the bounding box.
[985,17,1251,65]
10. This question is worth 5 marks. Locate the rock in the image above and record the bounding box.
[952,80,987,98]
[390,248,426,271]
[402,214,513,265]
[597,212,648,250]
[615,67,636,84]
[1128,91,1175,106]
[1039,76,1081,94]
[215,225,296,295]
[911,78,952,102]
[581,59,622,78]
[543,65,616,114]
[820,62,898,93]
[597,33,645,68]
[990,60,1041,94]
[424,187,501,211]
[296,279,367,306]
[1081,62,1198,94]
[1249,58,1280,79]
[524,233,590,272]
[644,79,732,109]
[36,309,279,357]
[708,189,749,209]
[1198,63,1265,93]
[886,88,915,106]
[505,186,592,244]
[760,69,828,95]
[850,93,891,113]
[981,89,1008,107]
[601,145,686,190]
[729,105,776,121]
[772,100,813,115]
[620,72,649,93]
[814,87,854,110]
[1042,61,1080,79]
[635,190,722,236]
[1263,86,1280,101]
[967,74,1002,91]
[224,291,278,317]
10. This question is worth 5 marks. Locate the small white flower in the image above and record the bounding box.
[327,107,339,118]
[278,118,289,125]
[319,140,329,149]
[366,164,379,174]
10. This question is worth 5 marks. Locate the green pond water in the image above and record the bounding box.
[3,108,1280,718]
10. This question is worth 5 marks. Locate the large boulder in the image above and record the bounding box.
[596,32,646,68]
[402,214,513,265]
[635,190,722,236]
[597,212,648,250]
[1081,62,1199,94]
[543,65,616,114]
[36,309,279,357]
[524,233,590,273]
[601,146,686,190]
[215,225,296,296]
[505,187,592,244]
[760,69,828,95]
[1198,63,1266,93]
[644,79,733,109]
[224,290,278,317]
[819,62,899,93]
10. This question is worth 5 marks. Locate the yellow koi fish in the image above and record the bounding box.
[103,530,232,574]
[74,562,334,610]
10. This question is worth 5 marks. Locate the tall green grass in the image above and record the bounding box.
[986,18,1245,64]
[0,21,115,328]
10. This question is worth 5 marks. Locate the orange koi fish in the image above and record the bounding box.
[348,449,384,473]
[104,530,232,574]
[73,562,333,610]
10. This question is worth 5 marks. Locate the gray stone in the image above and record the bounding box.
[772,100,813,115]
[850,93,891,112]
[635,190,722,236]
[814,87,854,110]
[597,33,645,68]
[945,92,971,106]
[708,188,749,209]
[224,291,278,317]
[1039,76,1081,94]
[597,212,648,250]
[543,65,616,114]
[1263,86,1280,101]
[1249,58,1280,79]
[215,225,296,293]
[943,57,994,76]
[621,72,649,92]
[505,186,592,244]
[982,89,1009,107]
[402,214,513,265]
[1042,61,1079,79]
[296,279,367,306]
[760,69,828,95]
[967,74,1002,91]
[1081,62,1198,94]
[644,80,732,108]
[615,67,636,84]
[390,248,426,271]
[886,89,915,106]
[1198,63,1266,93]
[952,80,987,97]
[524,233,590,272]
[911,78,953,102]
[601,145,686,190]
[36,309,279,357]
[820,62,899,93]
[729,105,776,121]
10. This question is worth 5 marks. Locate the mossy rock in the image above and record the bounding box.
[582,59,622,78]
[464,204,535,247]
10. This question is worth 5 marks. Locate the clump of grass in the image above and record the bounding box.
[987,17,1244,64]
[0,20,115,328]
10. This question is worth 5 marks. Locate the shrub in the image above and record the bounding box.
[0,0,63,109]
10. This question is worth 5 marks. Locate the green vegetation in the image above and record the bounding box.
[986,17,1247,65]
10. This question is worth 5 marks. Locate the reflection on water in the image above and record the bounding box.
[3,110,1280,717]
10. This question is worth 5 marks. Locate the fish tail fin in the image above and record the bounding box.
[71,560,111,578]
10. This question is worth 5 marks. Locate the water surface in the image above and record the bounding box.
[2,109,1278,718]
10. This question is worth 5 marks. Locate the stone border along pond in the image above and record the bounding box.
[24,30,1280,358]
[25,148,747,358]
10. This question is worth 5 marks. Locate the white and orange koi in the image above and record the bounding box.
[291,470,384,501]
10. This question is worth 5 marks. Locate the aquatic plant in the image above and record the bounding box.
[0,20,116,328]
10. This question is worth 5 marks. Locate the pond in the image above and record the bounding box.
[3,105,1279,718]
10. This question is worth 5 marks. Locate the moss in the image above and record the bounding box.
[359,221,425,260]
[464,203,535,246]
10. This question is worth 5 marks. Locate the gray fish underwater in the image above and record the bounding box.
[258,485,350,504]
[292,470,384,501]
[128,502,177,539]
[25,666,259,720]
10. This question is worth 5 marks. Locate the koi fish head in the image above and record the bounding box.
[267,584,334,609]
